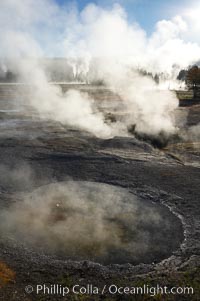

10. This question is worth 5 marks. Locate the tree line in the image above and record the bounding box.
[178,65,200,98]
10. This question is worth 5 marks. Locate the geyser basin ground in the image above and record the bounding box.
[0,181,183,265]
[0,85,199,300]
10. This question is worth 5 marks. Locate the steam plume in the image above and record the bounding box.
[0,1,200,137]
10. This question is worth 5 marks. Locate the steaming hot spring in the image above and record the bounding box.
[0,182,183,265]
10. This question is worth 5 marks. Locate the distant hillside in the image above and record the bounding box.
[0,58,89,83]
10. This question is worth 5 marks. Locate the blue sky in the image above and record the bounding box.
[55,0,190,34]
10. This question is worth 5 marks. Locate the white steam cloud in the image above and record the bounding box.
[0,1,200,138]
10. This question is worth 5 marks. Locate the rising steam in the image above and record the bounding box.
[0,181,163,264]
[0,1,200,137]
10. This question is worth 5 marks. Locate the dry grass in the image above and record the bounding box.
[0,261,15,288]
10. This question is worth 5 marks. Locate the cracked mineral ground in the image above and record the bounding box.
[0,84,199,301]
